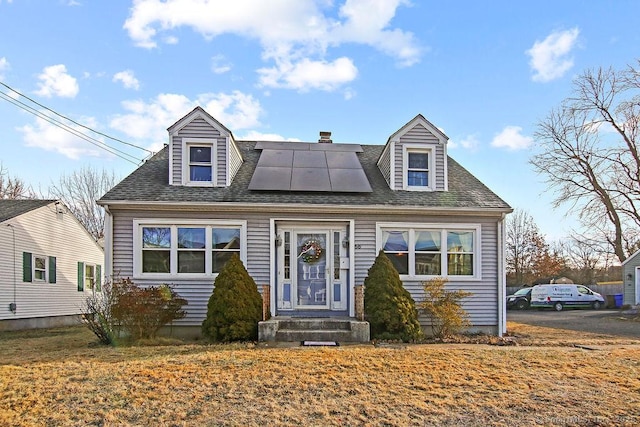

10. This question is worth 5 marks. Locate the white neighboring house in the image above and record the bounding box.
[0,200,104,331]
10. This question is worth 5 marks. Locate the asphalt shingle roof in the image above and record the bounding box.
[99,142,511,210]
[0,199,55,223]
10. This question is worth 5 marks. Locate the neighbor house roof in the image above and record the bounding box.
[100,141,511,212]
[0,199,55,223]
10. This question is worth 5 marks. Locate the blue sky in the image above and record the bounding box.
[1,0,639,241]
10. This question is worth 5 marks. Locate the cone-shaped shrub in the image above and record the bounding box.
[364,250,423,342]
[202,254,263,342]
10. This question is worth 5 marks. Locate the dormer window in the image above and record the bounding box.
[182,138,216,186]
[403,145,435,191]
[407,151,429,187]
[189,146,212,182]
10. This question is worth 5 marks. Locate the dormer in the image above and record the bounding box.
[377,114,449,191]
[167,107,243,187]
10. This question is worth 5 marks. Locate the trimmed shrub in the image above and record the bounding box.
[202,254,263,342]
[364,250,423,342]
[419,277,471,338]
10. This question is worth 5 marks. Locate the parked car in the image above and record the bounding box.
[530,284,605,311]
[506,287,533,310]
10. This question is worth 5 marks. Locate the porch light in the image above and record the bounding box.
[628,273,633,280]
[342,236,349,248]
[275,235,283,247]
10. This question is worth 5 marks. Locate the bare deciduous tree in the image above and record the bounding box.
[506,209,542,285]
[531,60,640,262]
[0,164,35,199]
[47,166,119,242]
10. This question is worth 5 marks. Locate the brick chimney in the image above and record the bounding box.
[318,131,332,143]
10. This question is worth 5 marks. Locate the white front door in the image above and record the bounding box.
[276,226,348,311]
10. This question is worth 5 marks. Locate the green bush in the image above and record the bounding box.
[202,254,263,342]
[419,277,471,338]
[364,250,423,342]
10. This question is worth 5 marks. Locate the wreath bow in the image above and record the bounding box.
[299,239,323,263]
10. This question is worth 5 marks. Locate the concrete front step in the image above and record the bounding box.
[275,329,355,342]
[259,318,370,343]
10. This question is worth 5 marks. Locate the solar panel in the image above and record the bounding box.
[248,142,372,192]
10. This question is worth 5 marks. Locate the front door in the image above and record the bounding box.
[276,226,348,312]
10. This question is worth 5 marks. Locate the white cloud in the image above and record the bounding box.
[211,54,232,74]
[491,126,533,150]
[449,134,480,151]
[110,91,263,146]
[123,0,421,91]
[0,57,8,80]
[34,64,79,98]
[527,28,579,82]
[257,57,358,92]
[113,70,140,90]
[239,130,301,142]
[18,114,105,160]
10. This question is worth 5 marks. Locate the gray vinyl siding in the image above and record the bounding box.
[377,144,392,187]
[228,140,243,184]
[216,138,227,185]
[170,117,226,186]
[622,253,639,305]
[392,123,446,191]
[110,207,502,328]
[0,205,103,321]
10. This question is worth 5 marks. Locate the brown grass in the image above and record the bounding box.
[1,323,639,426]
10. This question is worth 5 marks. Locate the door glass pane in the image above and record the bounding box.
[297,233,327,306]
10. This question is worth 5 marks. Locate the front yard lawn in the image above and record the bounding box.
[1,324,638,426]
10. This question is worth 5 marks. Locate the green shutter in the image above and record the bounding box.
[77,262,84,291]
[95,265,102,291]
[49,257,56,284]
[23,252,32,282]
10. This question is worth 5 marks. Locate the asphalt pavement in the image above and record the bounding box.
[507,308,640,339]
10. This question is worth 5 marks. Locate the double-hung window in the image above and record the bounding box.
[403,145,435,191]
[135,220,245,277]
[379,224,479,278]
[182,138,216,186]
[22,252,56,283]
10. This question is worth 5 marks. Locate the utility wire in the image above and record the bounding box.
[0,80,154,156]
[0,90,142,165]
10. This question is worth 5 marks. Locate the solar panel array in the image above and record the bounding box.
[248,141,373,192]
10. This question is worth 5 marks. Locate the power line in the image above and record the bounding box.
[0,90,143,165]
[0,80,154,159]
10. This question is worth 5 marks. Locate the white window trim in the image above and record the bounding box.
[376,222,481,280]
[33,254,48,282]
[182,138,217,187]
[133,219,247,280]
[402,144,436,191]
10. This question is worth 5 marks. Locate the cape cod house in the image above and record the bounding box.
[98,107,512,341]
[0,200,104,331]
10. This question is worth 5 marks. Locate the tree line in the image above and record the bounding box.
[0,164,118,242]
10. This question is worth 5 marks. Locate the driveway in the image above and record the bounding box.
[507,309,640,339]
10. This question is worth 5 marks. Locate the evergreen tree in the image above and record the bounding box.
[364,250,423,341]
[202,254,263,342]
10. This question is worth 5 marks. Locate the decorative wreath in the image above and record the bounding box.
[299,239,324,263]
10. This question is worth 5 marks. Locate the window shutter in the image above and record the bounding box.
[77,262,84,291]
[23,252,32,282]
[49,257,57,284]
[96,265,102,292]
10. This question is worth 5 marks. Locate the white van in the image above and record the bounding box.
[530,284,605,311]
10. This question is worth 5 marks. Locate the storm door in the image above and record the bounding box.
[276,227,348,312]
